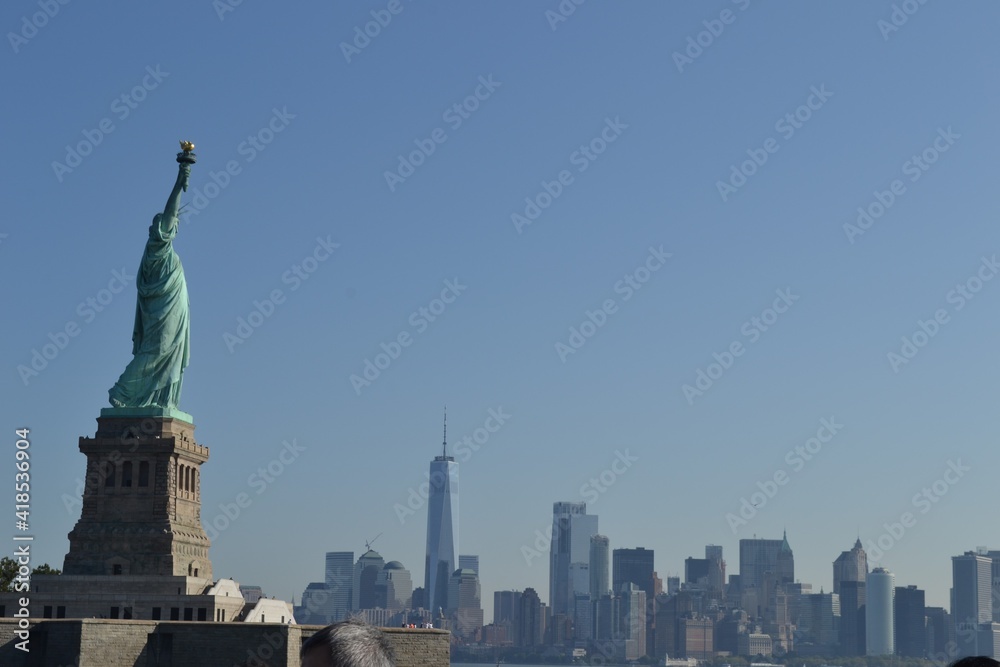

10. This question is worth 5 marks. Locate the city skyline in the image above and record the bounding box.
[287,486,994,628]
[4,0,1000,643]
[246,418,990,624]
[282,507,1000,660]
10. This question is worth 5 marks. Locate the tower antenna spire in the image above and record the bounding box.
[442,405,447,457]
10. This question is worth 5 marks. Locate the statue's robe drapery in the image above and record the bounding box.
[109,213,190,409]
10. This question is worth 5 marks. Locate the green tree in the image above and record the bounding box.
[0,557,16,592]
[0,559,62,592]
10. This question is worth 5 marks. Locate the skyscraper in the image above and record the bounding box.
[839,579,867,656]
[978,624,1000,659]
[990,551,1000,624]
[325,551,354,620]
[595,592,622,642]
[378,561,413,611]
[299,582,334,624]
[613,547,655,601]
[614,547,655,656]
[952,551,993,657]
[549,502,598,624]
[652,571,663,597]
[798,592,840,648]
[739,531,794,594]
[685,557,710,586]
[894,585,926,657]
[424,412,458,615]
[716,609,748,655]
[706,545,726,600]
[620,583,647,660]
[833,538,868,596]
[677,616,714,660]
[575,592,593,641]
[866,567,894,656]
[656,590,697,659]
[590,535,610,600]
[449,567,483,640]
[411,587,426,610]
[517,588,544,648]
[785,582,812,633]
[459,554,479,576]
[705,545,724,560]
[495,590,522,625]
[926,607,953,658]
[353,549,385,610]
[766,578,795,654]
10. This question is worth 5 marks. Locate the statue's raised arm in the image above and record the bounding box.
[162,164,189,220]
[108,143,197,412]
[163,141,195,220]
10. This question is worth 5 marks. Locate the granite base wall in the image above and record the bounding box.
[0,619,449,667]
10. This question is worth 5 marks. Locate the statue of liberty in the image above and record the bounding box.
[108,142,196,411]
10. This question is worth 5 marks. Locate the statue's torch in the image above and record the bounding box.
[177,141,197,165]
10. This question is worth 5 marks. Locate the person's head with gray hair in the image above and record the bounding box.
[949,658,1000,667]
[301,618,397,667]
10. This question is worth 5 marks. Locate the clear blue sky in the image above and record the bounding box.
[3,1,1000,621]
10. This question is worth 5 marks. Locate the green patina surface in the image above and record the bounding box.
[100,406,194,424]
[108,152,194,413]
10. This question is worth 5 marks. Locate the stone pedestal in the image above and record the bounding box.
[64,411,212,580]
[0,620,451,667]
